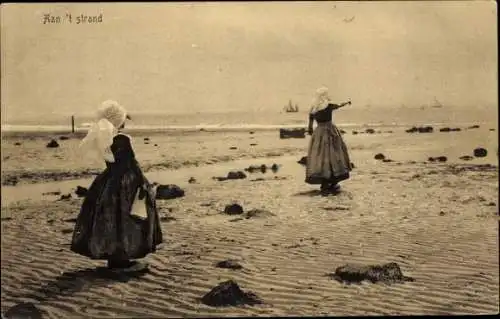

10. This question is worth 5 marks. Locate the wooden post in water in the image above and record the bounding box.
[71,115,75,133]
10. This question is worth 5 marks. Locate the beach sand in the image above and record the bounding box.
[1,125,499,317]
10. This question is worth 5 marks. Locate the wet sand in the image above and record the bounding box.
[1,125,499,317]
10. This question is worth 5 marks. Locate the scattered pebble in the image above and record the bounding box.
[215,259,243,270]
[473,147,487,158]
[223,204,244,215]
[46,139,60,148]
[329,262,414,284]
[201,280,262,307]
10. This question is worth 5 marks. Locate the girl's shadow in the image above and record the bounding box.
[21,266,148,303]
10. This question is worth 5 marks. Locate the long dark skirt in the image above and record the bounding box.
[305,121,352,185]
[71,164,163,260]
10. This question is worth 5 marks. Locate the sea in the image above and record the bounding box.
[1,106,497,133]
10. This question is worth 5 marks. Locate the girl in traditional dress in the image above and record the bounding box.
[306,87,352,195]
[71,100,163,272]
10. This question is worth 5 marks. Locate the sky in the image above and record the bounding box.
[1,1,497,122]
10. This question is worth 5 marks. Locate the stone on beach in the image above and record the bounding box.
[428,156,447,163]
[297,156,307,165]
[473,147,487,158]
[59,193,72,201]
[329,262,414,284]
[75,186,88,197]
[374,153,385,160]
[459,155,474,161]
[155,184,185,200]
[406,126,433,133]
[201,280,262,307]
[279,128,306,139]
[46,139,60,148]
[227,171,247,180]
[224,203,244,215]
[215,259,243,270]
[271,163,279,173]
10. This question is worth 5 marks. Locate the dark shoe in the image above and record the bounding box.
[329,183,341,192]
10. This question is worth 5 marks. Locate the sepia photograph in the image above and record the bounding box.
[1,1,498,317]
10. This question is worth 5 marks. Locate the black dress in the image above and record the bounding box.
[71,133,163,261]
[305,104,352,185]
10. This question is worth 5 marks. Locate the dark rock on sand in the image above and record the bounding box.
[14,142,22,146]
[215,259,243,270]
[468,125,480,129]
[365,128,375,134]
[271,163,279,173]
[418,126,433,133]
[227,171,247,180]
[224,204,244,215]
[406,126,433,133]
[229,147,237,150]
[297,156,307,165]
[459,155,474,161]
[59,194,72,201]
[201,280,262,307]
[156,184,185,200]
[329,262,414,284]
[490,128,495,131]
[340,129,346,134]
[244,165,260,173]
[382,159,394,163]
[75,186,88,197]
[428,156,447,163]
[4,302,43,319]
[46,139,60,148]
[436,156,448,162]
[250,143,257,146]
[405,127,418,133]
[473,147,487,158]
[350,162,355,169]
[279,128,306,139]
[352,131,358,135]
[188,177,197,184]
[374,153,386,160]
[144,137,150,141]
[59,136,70,140]
[3,176,19,186]
[43,191,62,196]
[439,127,461,132]
[260,164,267,173]
[249,131,255,135]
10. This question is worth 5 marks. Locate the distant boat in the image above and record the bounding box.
[284,100,299,113]
[431,97,443,108]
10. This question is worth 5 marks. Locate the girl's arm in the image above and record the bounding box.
[331,100,352,110]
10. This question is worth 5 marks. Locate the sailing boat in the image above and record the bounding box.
[431,97,443,108]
